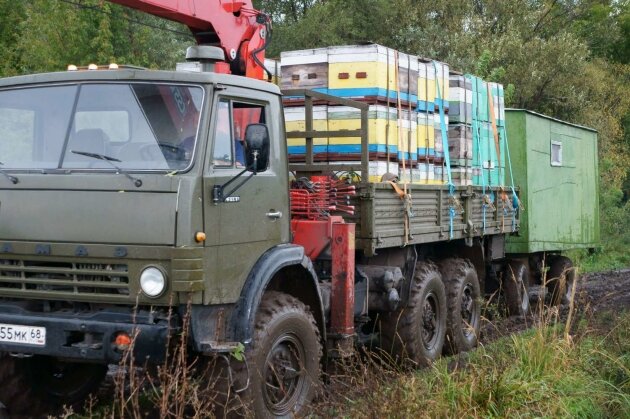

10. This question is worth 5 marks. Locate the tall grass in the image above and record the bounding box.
[319,290,630,418]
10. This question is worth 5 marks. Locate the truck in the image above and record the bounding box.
[0,1,595,417]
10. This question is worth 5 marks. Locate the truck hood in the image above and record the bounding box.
[0,173,179,246]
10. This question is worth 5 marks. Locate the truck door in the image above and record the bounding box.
[203,87,290,304]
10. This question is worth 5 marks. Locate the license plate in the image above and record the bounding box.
[0,323,46,346]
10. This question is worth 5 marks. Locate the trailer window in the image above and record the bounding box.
[551,140,562,167]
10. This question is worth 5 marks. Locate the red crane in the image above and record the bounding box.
[107,0,271,79]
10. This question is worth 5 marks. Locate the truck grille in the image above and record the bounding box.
[0,259,129,296]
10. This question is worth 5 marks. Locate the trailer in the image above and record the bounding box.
[505,109,599,305]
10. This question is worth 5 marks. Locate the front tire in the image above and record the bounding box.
[238,291,322,418]
[380,261,447,367]
[0,354,105,416]
[439,258,481,354]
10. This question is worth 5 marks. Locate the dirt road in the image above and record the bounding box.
[480,268,630,343]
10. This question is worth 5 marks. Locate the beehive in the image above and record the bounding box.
[327,105,417,162]
[449,75,472,124]
[433,60,450,111]
[451,167,473,186]
[433,113,449,159]
[448,123,473,163]
[417,60,436,112]
[472,121,505,187]
[281,44,418,106]
[467,75,489,122]
[417,112,435,160]
[488,82,505,127]
[284,106,328,157]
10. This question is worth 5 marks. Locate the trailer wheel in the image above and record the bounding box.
[380,262,446,367]
[504,260,531,316]
[547,256,576,306]
[439,258,481,354]
[235,291,321,418]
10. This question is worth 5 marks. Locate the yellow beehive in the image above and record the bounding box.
[433,60,450,110]
[284,106,329,156]
[281,45,418,106]
[418,60,436,112]
[327,105,417,161]
[417,112,435,160]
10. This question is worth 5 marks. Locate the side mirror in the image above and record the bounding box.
[244,123,270,173]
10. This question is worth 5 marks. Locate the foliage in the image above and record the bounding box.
[0,0,192,75]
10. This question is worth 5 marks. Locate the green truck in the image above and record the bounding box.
[0,50,597,417]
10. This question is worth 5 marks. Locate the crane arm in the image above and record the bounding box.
[107,0,270,79]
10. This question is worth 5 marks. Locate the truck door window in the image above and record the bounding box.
[212,99,267,168]
[213,100,233,166]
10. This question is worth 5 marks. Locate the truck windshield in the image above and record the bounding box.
[0,83,203,172]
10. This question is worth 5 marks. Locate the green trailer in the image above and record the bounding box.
[505,109,599,304]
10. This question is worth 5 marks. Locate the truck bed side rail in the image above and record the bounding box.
[282,89,370,175]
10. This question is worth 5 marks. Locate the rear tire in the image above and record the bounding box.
[236,291,322,419]
[547,256,576,306]
[439,258,481,354]
[503,260,531,316]
[380,261,447,367]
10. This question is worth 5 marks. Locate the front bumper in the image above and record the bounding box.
[0,302,177,364]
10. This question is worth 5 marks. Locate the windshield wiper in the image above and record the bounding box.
[70,150,142,187]
[0,162,19,184]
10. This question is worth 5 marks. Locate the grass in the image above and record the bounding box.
[319,309,630,419]
[63,275,630,419]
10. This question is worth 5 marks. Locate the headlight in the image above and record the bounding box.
[140,267,166,298]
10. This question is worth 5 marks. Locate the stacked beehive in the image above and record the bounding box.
[417,59,450,184]
[446,74,506,186]
[281,44,420,183]
[279,44,506,187]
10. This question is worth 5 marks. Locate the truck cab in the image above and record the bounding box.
[0,67,323,415]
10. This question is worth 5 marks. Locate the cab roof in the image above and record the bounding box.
[0,69,282,96]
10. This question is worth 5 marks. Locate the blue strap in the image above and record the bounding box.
[435,62,456,239]
[468,75,489,235]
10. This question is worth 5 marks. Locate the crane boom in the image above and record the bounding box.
[107,0,270,79]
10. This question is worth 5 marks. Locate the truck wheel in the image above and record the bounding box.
[380,262,447,368]
[0,353,40,416]
[236,291,322,418]
[503,260,531,316]
[28,356,107,404]
[0,354,106,416]
[439,258,481,354]
[547,256,576,306]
